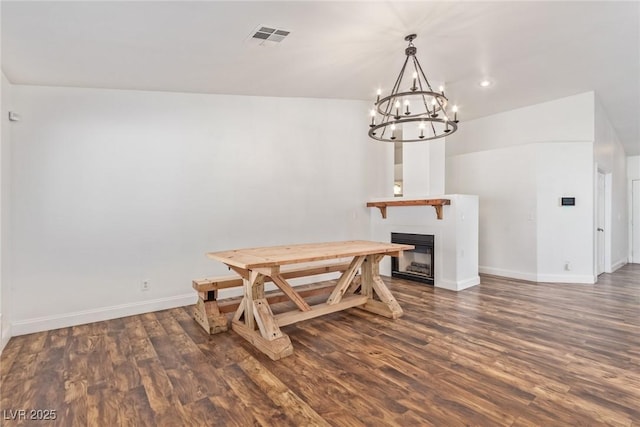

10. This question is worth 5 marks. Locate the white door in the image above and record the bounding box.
[597,172,605,275]
[633,180,640,264]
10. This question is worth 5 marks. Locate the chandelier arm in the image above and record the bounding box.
[387,55,411,118]
[415,56,450,122]
[418,79,437,136]
[414,57,450,125]
[379,55,411,139]
[391,55,411,97]
[434,93,449,122]
[413,57,430,112]
[412,57,438,135]
[414,57,435,92]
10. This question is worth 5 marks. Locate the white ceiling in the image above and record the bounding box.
[2,1,639,155]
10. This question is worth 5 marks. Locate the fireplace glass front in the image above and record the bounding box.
[391,233,434,285]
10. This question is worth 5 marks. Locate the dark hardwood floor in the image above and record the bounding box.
[1,264,639,426]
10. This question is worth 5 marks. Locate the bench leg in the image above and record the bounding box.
[194,290,229,334]
[357,254,403,319]
[231,270,293,360]
[231,319,293,361]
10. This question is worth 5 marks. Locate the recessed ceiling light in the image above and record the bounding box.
[479,79,492,88]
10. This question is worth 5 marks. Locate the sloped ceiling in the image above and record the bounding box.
[2,1,639,154]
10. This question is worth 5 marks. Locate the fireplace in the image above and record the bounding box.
[391,233,434,285]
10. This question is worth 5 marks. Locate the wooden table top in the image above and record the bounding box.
[207,240,414,269]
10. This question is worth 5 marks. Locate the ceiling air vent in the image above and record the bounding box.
[247,26,291,46]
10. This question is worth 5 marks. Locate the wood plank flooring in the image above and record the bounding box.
[1,264,639,426]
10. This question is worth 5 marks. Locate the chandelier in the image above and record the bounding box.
[368,34,459,143]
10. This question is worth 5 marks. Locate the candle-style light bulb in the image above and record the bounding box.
[452,105,459,122]
[419,121,425,139]
[444,116,451,133]
[404,100,410,115]
[395,100,400,119]
[412,72,418,90]
[390,123,397,140]
[370,109,376,127]
[376,88,382,103]
[431,98,438,118]
[439,85,445,96]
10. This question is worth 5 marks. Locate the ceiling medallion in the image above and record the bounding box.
[368,34,459,143]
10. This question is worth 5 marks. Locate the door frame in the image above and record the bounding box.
[632,179,640,263]
[594,169,613,278]
[596,171,606,276]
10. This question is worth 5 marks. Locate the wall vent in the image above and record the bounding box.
[247,26,291,46]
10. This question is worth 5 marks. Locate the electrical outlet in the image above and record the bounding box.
[564,262,571,271]
[141,280,150,291]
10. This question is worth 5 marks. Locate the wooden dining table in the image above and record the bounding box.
[207,240,413,360]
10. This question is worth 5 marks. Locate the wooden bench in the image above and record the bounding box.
[193,262,351,334]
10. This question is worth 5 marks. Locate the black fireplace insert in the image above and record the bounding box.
[391,232,434,285]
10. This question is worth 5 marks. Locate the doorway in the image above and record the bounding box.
[596,172,606,275]
[633,180,640,263]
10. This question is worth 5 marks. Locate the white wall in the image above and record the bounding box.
[447,92,594,157]
[9,85,374,334]
[536,142,594,282]
[1,72,13,351]
[446,92,597,283]
[402,139,446,197]
[629,156,640,181]
[595,98,628,271]
[371,138,445,199]
[447,144,539,280]
[628,156,640,262]
[371,142,394,198]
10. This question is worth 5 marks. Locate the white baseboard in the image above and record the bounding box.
[610,258,627,272]
[479,266,596,284]
[436,276,480,291]
[1,328,11,353]
[536,274,596,284]
[0,314,11,354]
[479,266,538,282]
[11,293,196,336]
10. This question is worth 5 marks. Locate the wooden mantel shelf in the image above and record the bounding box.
[366,199,451,220]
